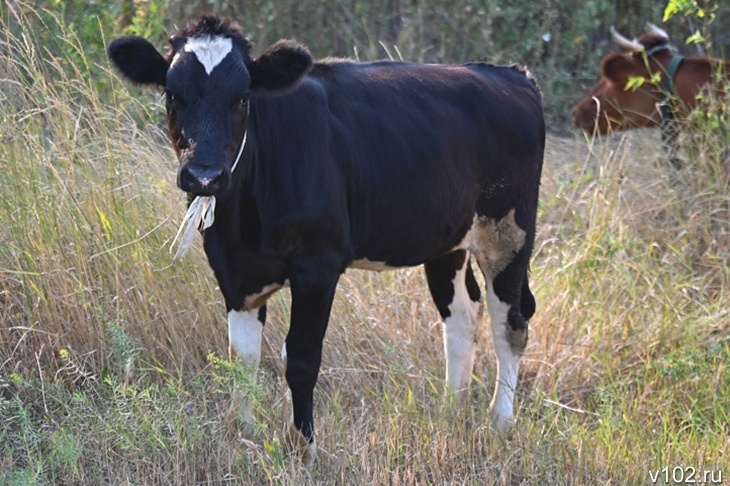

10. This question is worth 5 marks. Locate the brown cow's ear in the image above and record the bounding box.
[600,53,644,86]
[108,36,168,86]
[249,40,313,90]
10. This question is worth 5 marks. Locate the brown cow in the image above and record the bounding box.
[572,23,730,135]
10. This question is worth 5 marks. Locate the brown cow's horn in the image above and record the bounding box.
[645,22,670,41]
[610,25,644,52]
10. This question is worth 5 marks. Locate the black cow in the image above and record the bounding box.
[108,15,545,464]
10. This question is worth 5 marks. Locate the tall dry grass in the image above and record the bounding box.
[0,5,229,380]
[1,5,729,485]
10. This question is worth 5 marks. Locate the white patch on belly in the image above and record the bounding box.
[172,36,233,75]
[349,258,401,272]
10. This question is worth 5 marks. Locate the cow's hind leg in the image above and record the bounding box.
[485,272,533,434]
[471,209,535,435]
[425,250,482,398]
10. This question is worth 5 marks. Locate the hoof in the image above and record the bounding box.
[285,423,317,467]
[225,389,254,425]
[490,413,514,438]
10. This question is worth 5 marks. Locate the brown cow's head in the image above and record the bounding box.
[572,23,675,134]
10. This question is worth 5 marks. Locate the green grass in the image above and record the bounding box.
[1,6,729,485]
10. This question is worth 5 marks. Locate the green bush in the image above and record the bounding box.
[11,0,730,123]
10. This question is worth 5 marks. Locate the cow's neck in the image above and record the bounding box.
[658,54,685,118]
[644,43,673,57]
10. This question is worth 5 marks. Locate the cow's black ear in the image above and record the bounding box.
[250,40,313,90]
[108,36,168,86]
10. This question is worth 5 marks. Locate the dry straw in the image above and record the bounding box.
[169,105,249,259]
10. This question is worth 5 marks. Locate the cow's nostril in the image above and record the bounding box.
[178,165,227,195]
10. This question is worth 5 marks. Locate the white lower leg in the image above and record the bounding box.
[486,288,521,434]
[227,308,264,423]
[443,261,481,395]
[444,314,477,395]
[228,308,264,371]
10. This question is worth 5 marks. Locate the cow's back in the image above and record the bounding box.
[319,60,543,176]
[250,59,544,266]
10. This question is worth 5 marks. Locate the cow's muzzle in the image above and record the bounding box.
[178,164,229,196]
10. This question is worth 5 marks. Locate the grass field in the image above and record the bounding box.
[1,7,729,485]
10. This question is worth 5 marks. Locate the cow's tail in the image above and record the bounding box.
[520,272,536,320]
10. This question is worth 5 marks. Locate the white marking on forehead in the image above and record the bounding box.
[178,35,233,75]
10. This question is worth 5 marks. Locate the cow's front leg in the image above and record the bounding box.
[283,255,341,466]
[228,305,266,369]
[227,305,266,422]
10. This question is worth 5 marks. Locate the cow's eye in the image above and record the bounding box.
[236,97,248,110]
[165,91,184,108]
